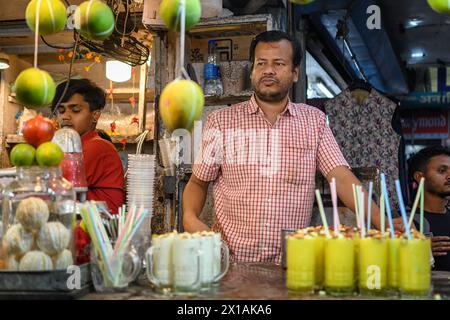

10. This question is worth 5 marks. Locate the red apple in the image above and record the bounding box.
[22,114,56,148]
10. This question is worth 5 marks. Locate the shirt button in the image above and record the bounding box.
[265,223,270,227]
[267,198,271,202]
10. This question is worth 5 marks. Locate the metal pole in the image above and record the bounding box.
[289,3,307,103]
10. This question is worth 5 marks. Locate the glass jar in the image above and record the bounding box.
[2,166,76,271]
[52,128,88,193]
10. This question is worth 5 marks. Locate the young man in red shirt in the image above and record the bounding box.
[52,79,125,214]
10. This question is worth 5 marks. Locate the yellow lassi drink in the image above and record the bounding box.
[313,233,325,290]
[399,234,431,298]
[324,235,355,296]
[286,233,316,294]
[387,234,401,293]
[358,233,388,295]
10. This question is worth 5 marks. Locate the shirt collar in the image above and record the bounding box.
[247,94,296,117]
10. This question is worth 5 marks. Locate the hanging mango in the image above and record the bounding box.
[427,0,450,14]
[13,68,56,108]
[159,0,201,31]
[159,79,204,132]
[74,0,115,41]
[26,0,68,36]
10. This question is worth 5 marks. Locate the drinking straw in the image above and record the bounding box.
[395,180,412,240]
[83,206,114,280]
[129,205,146,237]
[121,207,126,233]
[113,207,137,258]
[118,207,123,235]
[380,173,395,239]
[115,205,141,260]
[420,179,424,234]
[121,209,150,255]
[330,178,340,235]
[352,184,361,228]
[88,205,113,255]
[356,185,363,228]
[315,189,330,238]
[359,189,366,238]
[367,182,373,232]
[380,193,385,233]
[113,208,149,285]
[408,178,425,229]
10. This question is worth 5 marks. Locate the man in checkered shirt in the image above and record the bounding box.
[183,30,405,263]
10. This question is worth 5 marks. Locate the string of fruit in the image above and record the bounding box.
[13,0,115,111]
[158,0,204,133]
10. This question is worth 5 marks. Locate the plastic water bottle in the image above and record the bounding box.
[204,40,223,96]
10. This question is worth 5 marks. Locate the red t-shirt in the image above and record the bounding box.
[81,130,124,214]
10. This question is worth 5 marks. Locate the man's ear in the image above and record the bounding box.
[413,171,424,184]
[292,66,299,83]
[93,110,101,123]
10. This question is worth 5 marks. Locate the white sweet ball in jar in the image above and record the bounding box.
[53,249,73,270]
[37,221,70,255]
[19,250,53,271]
[3,224,34,255]
[16,197,49,231]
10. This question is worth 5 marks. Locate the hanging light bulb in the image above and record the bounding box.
[106,60,132,82]
[0,58,10,69]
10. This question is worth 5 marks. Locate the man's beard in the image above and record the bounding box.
[435,190,450,198]
[253,85,290,103]
[427,185,450,198]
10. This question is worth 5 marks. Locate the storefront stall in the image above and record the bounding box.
[0,0,450,301]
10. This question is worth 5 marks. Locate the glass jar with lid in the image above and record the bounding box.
[2,166,76,271]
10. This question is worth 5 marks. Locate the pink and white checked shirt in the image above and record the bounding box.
[193,95,349,263]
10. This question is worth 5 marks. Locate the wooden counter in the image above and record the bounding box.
[82,263,450,300]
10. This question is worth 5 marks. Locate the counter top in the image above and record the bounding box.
[82,263,450,300]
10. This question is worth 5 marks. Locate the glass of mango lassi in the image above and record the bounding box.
[286,231,316,294]
[324,233,355,296]
[358,230,388,295]
[399,231,432,298]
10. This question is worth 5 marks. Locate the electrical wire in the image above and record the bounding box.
[40,36,75,49]
[52,32,80,116]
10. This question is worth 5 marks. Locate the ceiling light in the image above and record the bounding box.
[0,58,9,69]
[408,18,423,27]
[411,51,425,58]
[106,60,132,82]
[316,82,334,98]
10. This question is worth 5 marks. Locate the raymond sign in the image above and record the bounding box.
[401,110,449,139]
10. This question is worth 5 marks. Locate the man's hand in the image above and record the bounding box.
[182,174,211,233]
[392,216,408,232]
[371,215,408,232]
[431,236,450,257]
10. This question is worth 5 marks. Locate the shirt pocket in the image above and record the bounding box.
[281,139,315,186]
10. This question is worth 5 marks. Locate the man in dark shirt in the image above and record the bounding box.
[409,146,450,271]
